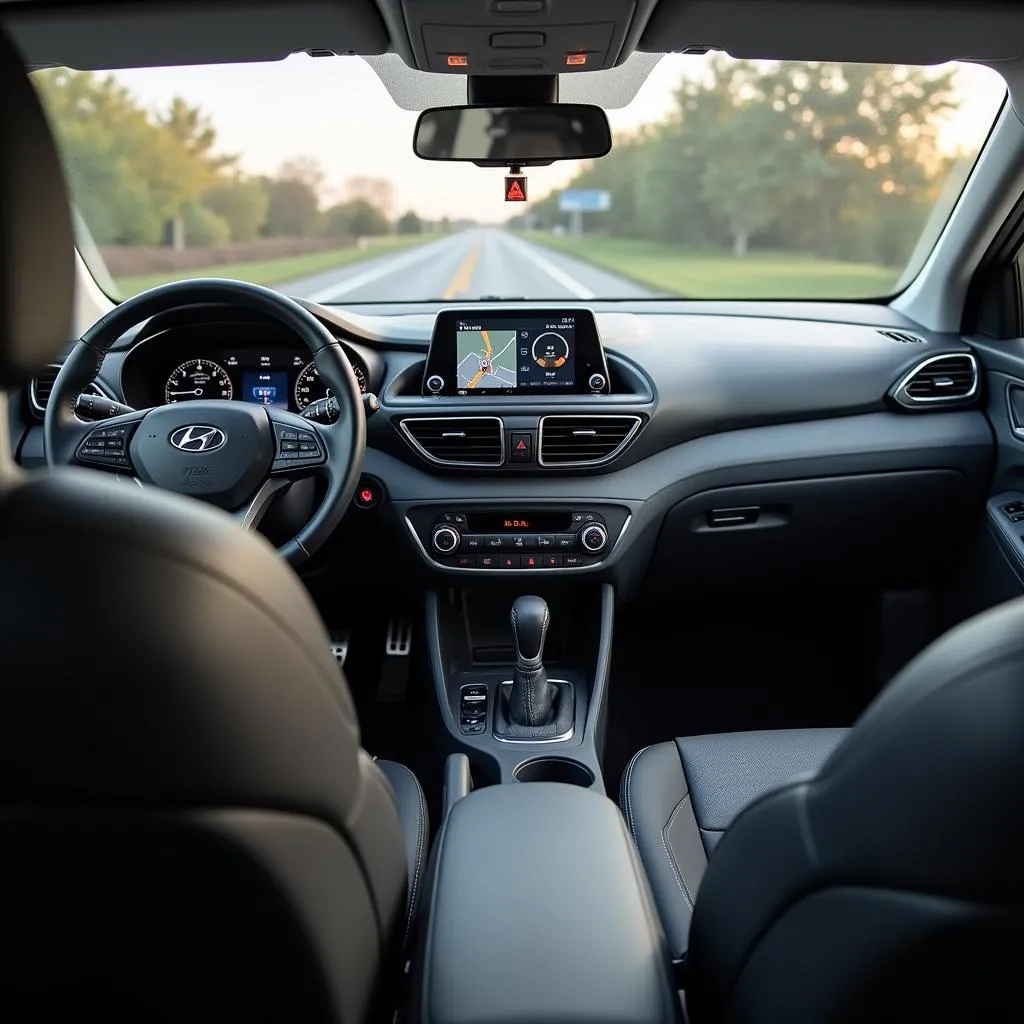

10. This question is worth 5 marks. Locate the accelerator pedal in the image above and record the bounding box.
[377,616,413,702]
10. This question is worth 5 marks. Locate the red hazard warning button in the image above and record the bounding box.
[505,176,527,202]
[510,431,533,462]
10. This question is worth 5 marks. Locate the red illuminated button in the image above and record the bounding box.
[354,480,381,509]
[524,555,539,568]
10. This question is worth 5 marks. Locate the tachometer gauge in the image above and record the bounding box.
[294,359,366,410]
[164,359,233,403]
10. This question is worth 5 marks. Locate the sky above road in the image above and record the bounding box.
[110,51,1006,223]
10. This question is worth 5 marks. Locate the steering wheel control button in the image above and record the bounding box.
[77,423,136,469]
[272,423,324,470]
[432,525,461,553]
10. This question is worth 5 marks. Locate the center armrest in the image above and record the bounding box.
[412,782,680,1024]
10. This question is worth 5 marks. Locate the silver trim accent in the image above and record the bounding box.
[493,680,575,744]
[537,414,644,468]
[385,617,413,656]
[580,523,609,552]
[404,514,632,574]
[29,363,110,416]
[891,352,979,409]
[235,478,290,531]
[431,525,461,553]
[398,415,505,467]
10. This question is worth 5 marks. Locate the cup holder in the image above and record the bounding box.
[513,757,595,787]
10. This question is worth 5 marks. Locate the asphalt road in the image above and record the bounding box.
[280,227,658,303]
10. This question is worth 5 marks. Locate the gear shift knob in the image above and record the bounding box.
[511,595,549,666]
[508,596,554,727]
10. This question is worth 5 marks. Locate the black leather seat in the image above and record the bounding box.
[623,598,1024,1021]
[0,29,426,1021]
[621,728,847,958]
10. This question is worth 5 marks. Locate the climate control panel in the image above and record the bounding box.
[405,505,630,571]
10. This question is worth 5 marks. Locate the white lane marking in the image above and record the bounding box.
[306,234,473,302]
[495,231,596,299]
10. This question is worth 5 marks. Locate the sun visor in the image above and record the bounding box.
[4,1,389,71]
[640,0,1024,64]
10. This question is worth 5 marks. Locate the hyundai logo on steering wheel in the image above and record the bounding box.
[169,425,226,453]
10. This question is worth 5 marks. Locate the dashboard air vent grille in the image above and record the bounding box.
[878,330,925,344]
[893,353,978,408]
[29,364,105,416]
[539,415,643,467]
[400,417,504,466]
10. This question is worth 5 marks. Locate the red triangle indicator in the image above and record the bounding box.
[505,176,527,202]
[515,439,527,450]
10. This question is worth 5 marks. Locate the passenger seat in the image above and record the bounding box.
[620,729,846,958]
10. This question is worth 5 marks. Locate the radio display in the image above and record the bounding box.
[466,511,572,533]
[423,308,609,397]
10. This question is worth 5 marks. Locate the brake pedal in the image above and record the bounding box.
[378,616,413,702]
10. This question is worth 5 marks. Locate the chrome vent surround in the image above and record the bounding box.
[892,353,979,409]
[399,416,504,466]
[538,415,643,467]
[29,364,106,416]
[878,330,925,344]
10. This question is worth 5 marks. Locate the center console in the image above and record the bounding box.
[411,782,680,1024]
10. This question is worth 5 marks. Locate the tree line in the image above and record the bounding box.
[517,58,966,267]
[32,69,424,248]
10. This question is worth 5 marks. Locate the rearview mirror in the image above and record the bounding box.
[413,104,611,166]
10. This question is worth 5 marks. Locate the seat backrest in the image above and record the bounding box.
[687,595,1024,1022]
[0,29,406,1021]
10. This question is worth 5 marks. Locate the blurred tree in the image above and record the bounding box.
[203,176,269,241]
[264,158,323,237]
[396,210,423,234]
[321,197,390,238]
[180,201,231,246]
[344,176,395,219]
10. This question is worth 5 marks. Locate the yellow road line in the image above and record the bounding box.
[442,241,480,299]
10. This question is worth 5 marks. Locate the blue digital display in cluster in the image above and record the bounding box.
[243,370,288,408]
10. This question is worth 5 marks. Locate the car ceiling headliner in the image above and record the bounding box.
[3,0,1024,111]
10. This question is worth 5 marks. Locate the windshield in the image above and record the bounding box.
[32,53,1005,304]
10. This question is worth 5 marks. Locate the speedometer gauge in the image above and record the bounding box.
[294,359,366,410]
[164,359,233,403]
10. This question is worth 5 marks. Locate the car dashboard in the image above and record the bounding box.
[12,298,992,597]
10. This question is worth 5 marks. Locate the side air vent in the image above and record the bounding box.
[538,415,643,467]
[891,353,979,409]
[878,330,925,344]
[29,364,106,416]
[399,416,504,466]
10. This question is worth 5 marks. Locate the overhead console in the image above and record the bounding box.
[421,308,610,397]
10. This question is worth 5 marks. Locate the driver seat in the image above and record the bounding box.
[0,29,426,1022]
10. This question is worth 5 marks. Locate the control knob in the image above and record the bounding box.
[426,374,445,394]
[579,523,609,553]
[432,524,461,554]
[588,372,607,392]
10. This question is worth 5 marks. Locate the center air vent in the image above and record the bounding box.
[29,364,105,417]
[891,353,979,409]
[539,415,643,467]
[399,417,504,466]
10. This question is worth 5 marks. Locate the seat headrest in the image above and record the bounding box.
[0,27,75,389]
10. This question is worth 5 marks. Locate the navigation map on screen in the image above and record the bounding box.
[456,327,519,390]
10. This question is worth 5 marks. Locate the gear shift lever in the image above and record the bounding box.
[508,595,555,726]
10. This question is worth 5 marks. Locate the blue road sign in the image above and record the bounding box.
[558,189,612,212]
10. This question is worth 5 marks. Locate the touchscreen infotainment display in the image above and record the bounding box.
[423,308,609,397]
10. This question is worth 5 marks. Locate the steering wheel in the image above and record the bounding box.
[44,279,366,566]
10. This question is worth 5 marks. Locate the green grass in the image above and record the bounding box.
[526,233,902,300]
[114,234,440,297]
